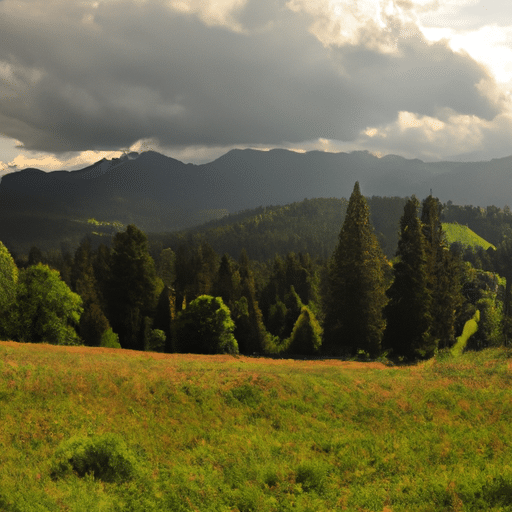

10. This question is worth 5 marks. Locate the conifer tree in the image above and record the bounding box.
[235,249,270,354]
[213,254,241,307]
[323,182,387,357]
[287,306,322,355]
[383,197,434,360]
[71,237,112,346]
[421,196,463,348]
[106,225,160,351]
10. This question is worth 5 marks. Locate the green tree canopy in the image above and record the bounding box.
[383,197,433,360]
[13,263,83,345]
[421,195,463,349]
[0,241,18,339]
[287,306,322,355]
[323,182,387,357]
[175,295,238,355]
[107,225,160,350]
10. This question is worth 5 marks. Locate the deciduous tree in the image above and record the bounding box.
[13,264,83,345]
[0,241,18,339]
[175,295,238,354]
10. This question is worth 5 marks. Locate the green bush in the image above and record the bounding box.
[51,433,140,483]
[100,328,121,349]
[295,460,328,493]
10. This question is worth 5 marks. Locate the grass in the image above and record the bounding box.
[442,223,495,250]
[1,342,512,510]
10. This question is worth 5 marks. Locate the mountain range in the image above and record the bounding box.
[0,148,510,252]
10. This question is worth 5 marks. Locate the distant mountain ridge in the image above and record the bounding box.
[1,148,512,253]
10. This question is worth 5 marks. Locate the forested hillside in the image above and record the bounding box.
[149,196,407,261]
[2,185,512,361]
[4,148,512,253]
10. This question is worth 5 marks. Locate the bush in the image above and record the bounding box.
[100,328,121,349]
[51,433,140,483]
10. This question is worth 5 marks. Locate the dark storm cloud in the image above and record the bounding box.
[0,0,501,153]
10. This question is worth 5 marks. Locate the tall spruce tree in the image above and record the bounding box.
[383,197,434,360]
[106,225,160,351]
[323,182,387,357]
[421,195,463,348]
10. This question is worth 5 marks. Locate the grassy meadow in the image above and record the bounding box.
[1,342,512,511]
[442,223,495,250]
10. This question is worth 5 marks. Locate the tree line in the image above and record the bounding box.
[1,182,512,360]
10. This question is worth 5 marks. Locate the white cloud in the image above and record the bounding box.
[0,0,508,167]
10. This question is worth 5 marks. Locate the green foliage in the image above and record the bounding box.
[287,306,322,355]
[147,329,166,352]
[323,182,387,357]
[51,433,141,483]
[452,310,480,356]
[156,247,176,288]
[13,263,83,345]
[79,303,110,346]
[175,295,238,354]
[422,197,464,349]
[236,249,272,355]
[174,242,219,308]
[471,295,503,349]
[494,238,512,343]
[0,241,18,339]
[107,225,160,351]
[384,197,434,360]
[100,328,121,349]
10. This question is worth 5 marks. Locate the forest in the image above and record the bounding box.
[1,182,511,361]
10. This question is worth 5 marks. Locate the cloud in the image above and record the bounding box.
[0,0,503,156]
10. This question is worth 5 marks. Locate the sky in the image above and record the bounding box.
[1,0,512,173]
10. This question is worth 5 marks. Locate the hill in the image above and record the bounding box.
[2,341,512,511]
[442,222,496,250]
[150,196,407,260]
[3,148,512,253]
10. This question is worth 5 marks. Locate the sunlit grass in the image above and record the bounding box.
[442,222,495,250]
[1,341,512,510]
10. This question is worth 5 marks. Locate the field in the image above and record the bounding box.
[442,223,495,250]
[1,342,512,511]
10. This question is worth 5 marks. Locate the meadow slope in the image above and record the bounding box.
[1,342,512,511]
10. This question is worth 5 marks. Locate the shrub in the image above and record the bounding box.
[295,460,328,493]
[51,433,140,483]
[100,328,121,349]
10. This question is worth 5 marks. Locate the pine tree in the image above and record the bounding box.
[287,306,322,355]
[213,254,241,307]
[235,249,270,354]
[383,197,434,360]
[106,225,160,351]
[323,182,387,357]
[421,196,463,349]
